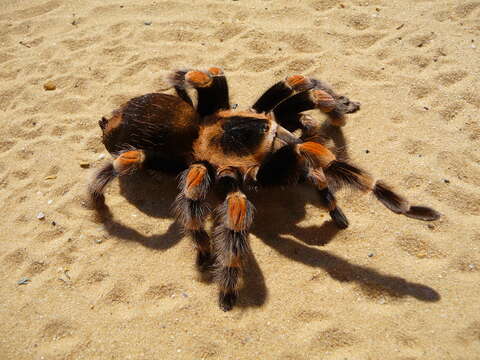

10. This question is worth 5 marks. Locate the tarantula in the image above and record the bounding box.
[88,67,440,311]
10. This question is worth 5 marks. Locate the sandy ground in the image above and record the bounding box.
[1,0,479,359]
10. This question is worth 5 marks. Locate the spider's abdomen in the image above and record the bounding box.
[100,93,199,171]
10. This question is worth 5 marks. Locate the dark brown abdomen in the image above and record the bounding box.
[100,93,199,172]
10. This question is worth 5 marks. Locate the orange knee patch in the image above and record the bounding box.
[208,67,223,76]
[311,90,336,112]
[298,142,336,168]
[113,150,145,174]
[185,165,208,200]
[226,192,249,232]
[286,75,312,91]
[185,71,212,87]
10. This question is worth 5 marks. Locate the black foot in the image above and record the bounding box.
[405,206,441,221]
[330,208,349,229]
[219,291,237,312]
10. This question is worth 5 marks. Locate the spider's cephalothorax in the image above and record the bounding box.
[89,67,440,311]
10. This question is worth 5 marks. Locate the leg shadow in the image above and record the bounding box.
[250,186,440,303]
[98,170,183,250]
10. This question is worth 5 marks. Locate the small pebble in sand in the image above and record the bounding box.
[47,199,53,205]
[368,253,374,257]
[365,149,370,153]
[95,239,103,244]
[80,161,90,168]
[443,179,450,184]
[144,21,152,25]
[17,277,30,285]
[43,81,56,91]
[45,175,57,180]
[37,212,45,220]
[98,153,106,160]
[428,224,435,230]
[51,221,56,226]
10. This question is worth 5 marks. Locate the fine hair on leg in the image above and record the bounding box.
[173,162,215,270]
[213,168,254,311]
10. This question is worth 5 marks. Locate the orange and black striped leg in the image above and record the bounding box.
[307,168,349,229]
[173,162,214,270]
[252,75,314,114]
[298,142,440,221]
[213,168,254,311]
[169,67,230,117]
[88,150,145,208]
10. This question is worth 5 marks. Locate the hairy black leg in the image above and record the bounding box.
[213,167,254,311]
[297,142,441,221]
[88,150,146,209]
[252,75,314,114]
[173,162,215,271]
[308,168,349,229]
[168,67,230,117]
[254,143,349,228]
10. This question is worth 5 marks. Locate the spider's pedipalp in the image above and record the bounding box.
[173,162,214,270]
[274,89,345,130]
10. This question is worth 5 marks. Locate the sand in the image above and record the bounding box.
[1,0,479,359]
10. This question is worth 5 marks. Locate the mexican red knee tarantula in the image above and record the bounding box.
[89,67,440,311]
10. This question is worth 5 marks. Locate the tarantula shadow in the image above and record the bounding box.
[108,174,439,307]
[89,67,440,311]
[113,171,269,306]
[98,172,182,251]
[114,172,341,308]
